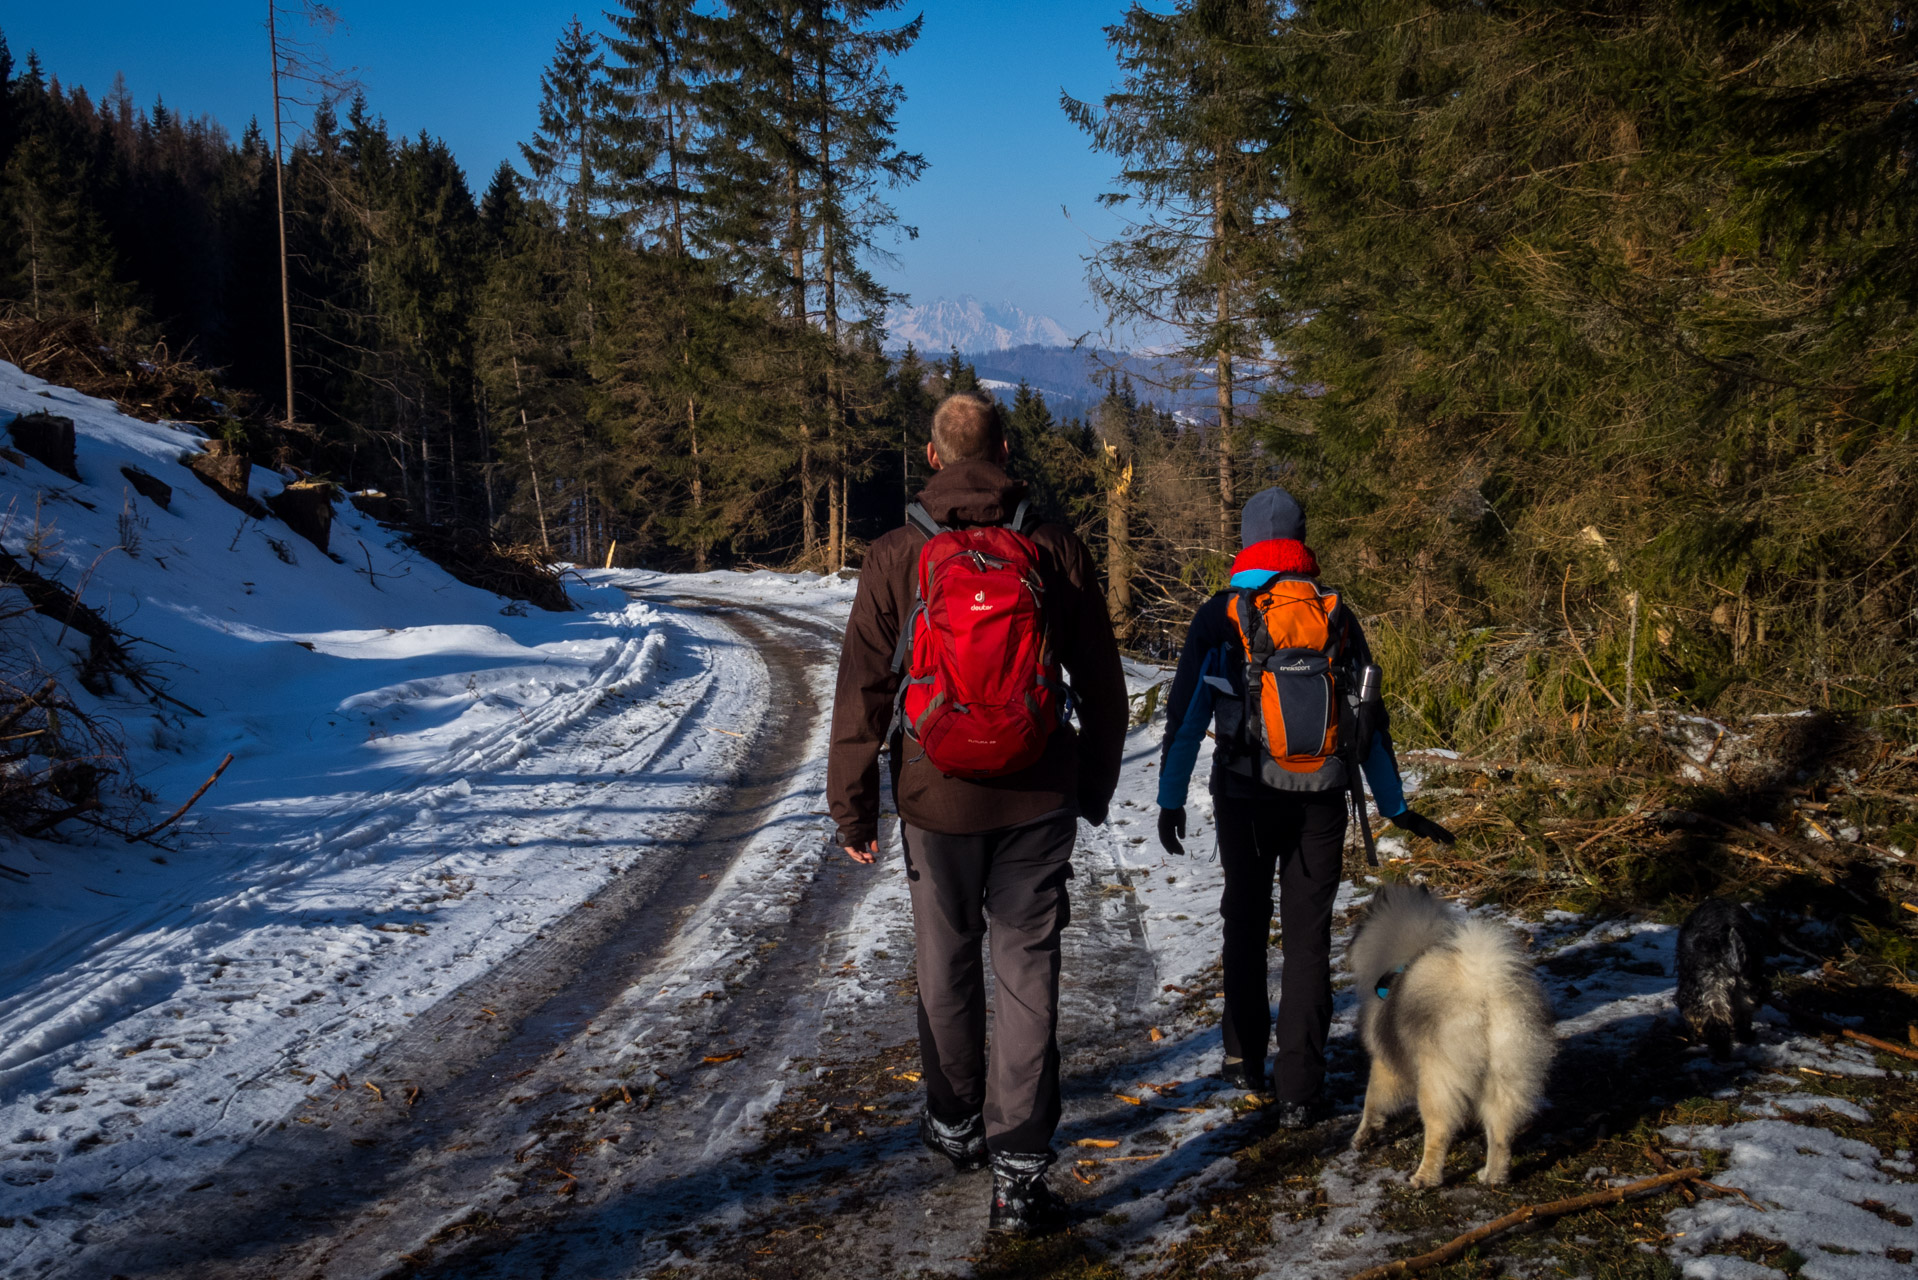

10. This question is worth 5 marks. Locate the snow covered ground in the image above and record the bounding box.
[1,360,1911,1278]
[0,362,855,1268]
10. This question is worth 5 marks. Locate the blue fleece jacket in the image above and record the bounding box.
[1155,569,1407,816]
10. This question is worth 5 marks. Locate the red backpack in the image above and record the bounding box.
[890,501,1066,778]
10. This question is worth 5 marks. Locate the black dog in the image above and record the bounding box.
[1675,897,1769,1061]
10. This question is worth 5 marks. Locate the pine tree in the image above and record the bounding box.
[1006,378,1095,533]
[0,54,128,322]
[803,0,924,565]
[515,19,624,561]
[0,33,17,177]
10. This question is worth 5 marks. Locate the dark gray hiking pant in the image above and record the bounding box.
[1215,791,1347,1104]
[902,813,1076,1156]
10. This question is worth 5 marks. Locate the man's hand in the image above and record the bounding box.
[1157,806,1186,856]
[843,840,878,865]
[1388,809,1456,846]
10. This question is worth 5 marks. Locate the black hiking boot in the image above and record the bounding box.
[1219,1057,1269,1094]
[1272,1094,1329,1130]
[920,1109,988,1172]
[988,1150,1070,1236]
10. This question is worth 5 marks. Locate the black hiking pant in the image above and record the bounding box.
[902,813,1076,1156]
[1215,790,1347,1104]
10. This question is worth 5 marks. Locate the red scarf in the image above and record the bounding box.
[1231,538,1319,578]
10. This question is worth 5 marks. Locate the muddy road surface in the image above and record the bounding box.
[15,590,1180,1280]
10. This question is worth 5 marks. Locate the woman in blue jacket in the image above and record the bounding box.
[1156,487,1455,1127]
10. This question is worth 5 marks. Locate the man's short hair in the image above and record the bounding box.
[931,393,1006,463]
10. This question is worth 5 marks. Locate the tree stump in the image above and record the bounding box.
[267,481,337,553]
[182,441,268,519]
[349,490,409,525]
[7,412,80,481]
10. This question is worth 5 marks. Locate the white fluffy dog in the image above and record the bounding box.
[1347,884,1554,1187]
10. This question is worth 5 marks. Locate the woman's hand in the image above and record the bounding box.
[1157,806,1187,856]
[1388,809,1456,846]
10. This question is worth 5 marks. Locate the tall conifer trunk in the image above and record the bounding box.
[785,14,815,559]
[819,47,843,569]
[688,392,706,572]
[1213,173,1235,549]
[1106,444,1133,632]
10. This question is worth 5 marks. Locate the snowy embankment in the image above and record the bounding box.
[0,362,849,1229]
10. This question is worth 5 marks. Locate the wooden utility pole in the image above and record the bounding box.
[268,2,295,432]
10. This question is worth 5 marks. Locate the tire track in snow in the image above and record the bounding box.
[427,689,1180,1278]
[9,594,850,1279]
[0,600,762,1276]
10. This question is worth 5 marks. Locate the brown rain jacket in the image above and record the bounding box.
[826,458,1127,848]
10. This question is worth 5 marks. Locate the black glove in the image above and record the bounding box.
[1158,806,1186,856]
[1080,795,1109,827]
[1389,809,1456,846]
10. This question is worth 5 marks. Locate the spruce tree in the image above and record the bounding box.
[602,0,702,254]
[695,0,923,565]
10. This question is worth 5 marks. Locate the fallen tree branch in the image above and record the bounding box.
[132,753,234,842]
[1644,1145,1696,1203]
[1842,1029,1918,1063]
[1562,566,1624,711]
[1346,1167,1708,1280]
[1398,749,1661,782]
[21,797,102,837]
[0,677,58,736]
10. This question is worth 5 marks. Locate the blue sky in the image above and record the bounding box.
[4,1,1143,336]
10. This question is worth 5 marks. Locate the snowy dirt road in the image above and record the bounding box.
[4,589,864,1278]
[7,581,1911,1280]
[0,571,1204,1280]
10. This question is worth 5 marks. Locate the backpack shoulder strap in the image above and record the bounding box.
[905,502,943,540]
[1007,498,1032,535]
[890,506,939,677]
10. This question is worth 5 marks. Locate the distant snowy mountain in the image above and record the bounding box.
[884,296,1074,354]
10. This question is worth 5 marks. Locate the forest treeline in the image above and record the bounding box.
[2,1,1914,729]
[1071,0,1918,727]
[0,4,1160,582]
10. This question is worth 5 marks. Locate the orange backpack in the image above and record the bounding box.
[1229,578,1350,790]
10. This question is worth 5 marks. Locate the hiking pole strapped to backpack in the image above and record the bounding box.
[1342,662,1383,868]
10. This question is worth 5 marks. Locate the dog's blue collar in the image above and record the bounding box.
[1375,965,1406,1000]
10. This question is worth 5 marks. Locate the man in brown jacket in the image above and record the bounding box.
[827,392,1126,1234]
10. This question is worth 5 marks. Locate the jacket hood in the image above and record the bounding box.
[915,458,1029,528]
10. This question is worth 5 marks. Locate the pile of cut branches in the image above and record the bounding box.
[1390,711,1918,989]
[0,510,205,842]
[0,311,245,429]
[0,670,135,839]
[403,525,574,613]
